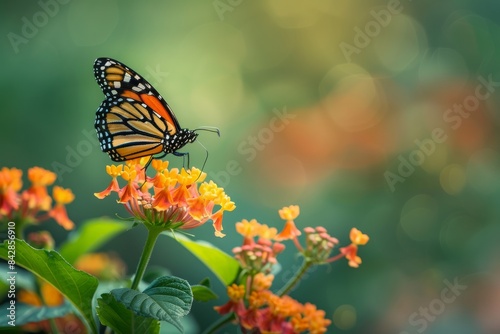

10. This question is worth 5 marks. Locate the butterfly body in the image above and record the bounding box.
[93,57,197,162]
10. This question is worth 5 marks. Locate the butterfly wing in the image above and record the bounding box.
[93,57,183,161]
[95,98,172,161]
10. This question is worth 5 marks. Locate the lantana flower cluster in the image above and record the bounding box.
[94,158,235,236]
[0,166,75,232]
[215,205,369,333]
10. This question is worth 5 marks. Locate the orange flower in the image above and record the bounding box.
[350,227,369,245]
[337,228,369,268]
[94,160,235,237]
[236,219,262,241]
[152,170,178,210]
[276,205,302,241]
[224,289,330,333]
[94,165,122,199]
[19,283,85,334]
[214,284,246,317]
[252,273,274,291]
[0,167,22,215]
[25,167,57,211]
[18,290,42,306]
[118,165,139,203]
[267,294,302,318]
[0,167,22,192]
[40,282,64,306]
[292,303,331,334]
[276,219,302,241]
[228,284,246,302]
[75,253,126,280]
[340,244,362,268]
[48,186,75,230]
[0,166,75,234]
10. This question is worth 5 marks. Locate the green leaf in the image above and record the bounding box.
[191,285,218,302]
[111,276,193,332]
[0,263,35,291]
[59,218,128,264]
[0,239,99,334]
[199,277,211,287]
[97,293,160,334]
[0,302,73,327]
[160,314,199,334]
[168,234,240,286]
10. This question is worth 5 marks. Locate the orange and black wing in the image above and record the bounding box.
[95,98,172,161]
[93,57,181,161]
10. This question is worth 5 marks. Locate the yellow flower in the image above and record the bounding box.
[276,205,302,241]
[0,167,22,192]
[94,165,122,199]
[339,228,369,268]
[292,302,331,334]
[25,167,57,211]
[28,167,56,187]
[94,160,235,237]
[52,186,74,205]
[18,290,42,306]
[252,273,274,291]
[48,186,75,230]
[0,166,75,232]
[227,284,246,302]
[235,219,261,239]
[350,227,369,245]
[278,205,300,220]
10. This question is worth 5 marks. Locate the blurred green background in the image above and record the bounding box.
[2,0,500,333]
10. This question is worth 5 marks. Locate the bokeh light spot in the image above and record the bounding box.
[466,149,500,194]
[373,15,427,73]
[418,48,469,86]
[319,64,386,131]
[440,163,466,195]
[333,304,357,330]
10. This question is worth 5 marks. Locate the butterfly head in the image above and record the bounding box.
[164,129,198,154]
[184,129,198,143]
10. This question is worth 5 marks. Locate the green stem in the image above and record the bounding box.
[15,220,26,240]
[277,259,313,297]
[202,313,236,334]
[48,314,59,333]
[130,226,162,290]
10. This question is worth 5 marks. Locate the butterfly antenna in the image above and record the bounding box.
[191,127,219,181]
[193,126,220,137]
[185,153,190,170]
[196,140,210,179]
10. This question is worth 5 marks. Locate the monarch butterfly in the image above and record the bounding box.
[93,57,215,167]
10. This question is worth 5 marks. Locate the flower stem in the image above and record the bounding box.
[202,313,236,334]
[130,226,162,290]
[277,258,313,297]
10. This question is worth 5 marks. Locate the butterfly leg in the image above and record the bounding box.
[143,156,155,171]
[173,151,190,170]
